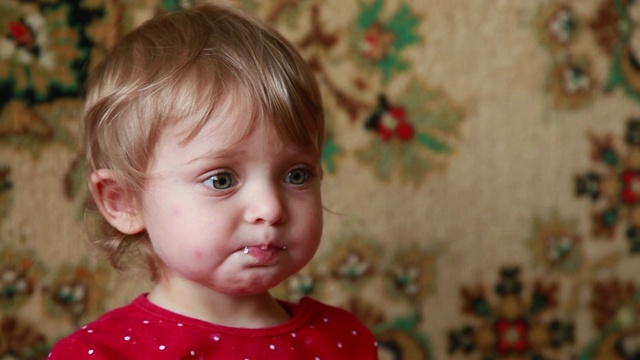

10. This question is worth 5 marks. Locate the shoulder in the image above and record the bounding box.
[293,297,379,358]
[49,332,121,360]
[298,297,367,324]
[48,295,149,359]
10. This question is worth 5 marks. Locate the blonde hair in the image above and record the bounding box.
[82,3,324,278]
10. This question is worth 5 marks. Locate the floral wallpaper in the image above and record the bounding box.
[2,0,640,359]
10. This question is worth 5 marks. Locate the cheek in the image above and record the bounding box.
[299,201,323,247]
[143,206,204,255]
[170,204,183,216]
[311,206,323,238]
[151,232,223,280]
[311,194,324,234]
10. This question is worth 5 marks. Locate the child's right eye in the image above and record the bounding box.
[203,172,235,190]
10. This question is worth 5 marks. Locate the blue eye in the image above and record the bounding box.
[285,168,308,185]
[203,172,235,190]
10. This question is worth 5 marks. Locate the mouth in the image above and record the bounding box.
[240,244,287,265]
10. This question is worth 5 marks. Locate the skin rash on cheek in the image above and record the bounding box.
[170,205,183,216]
[192,249,205,259]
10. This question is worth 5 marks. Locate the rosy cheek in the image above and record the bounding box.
[192,250,205,259]
[170,205,183,216]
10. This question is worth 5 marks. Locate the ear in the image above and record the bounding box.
[88,169,145,235]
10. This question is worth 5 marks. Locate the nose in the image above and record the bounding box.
[244,183,287,225]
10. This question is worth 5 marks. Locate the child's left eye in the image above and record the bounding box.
[284,168,308,185]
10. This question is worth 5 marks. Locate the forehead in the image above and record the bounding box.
[154,107,320,167]
[168,95,255,149]
[166,89,320,152]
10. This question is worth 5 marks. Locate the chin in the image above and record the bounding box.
[222,279,283,296]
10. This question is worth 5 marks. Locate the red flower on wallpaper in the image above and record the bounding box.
[495,318,530,353]
[353,0,420,83]
[366,96,415,142]
[8,21,34,49]
[361,22,396,62]
[621,170,640,204]
[358,86,464,184]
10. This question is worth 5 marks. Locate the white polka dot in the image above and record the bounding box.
[143,320,149,324]
[190,350,196,356]
[374,341,379,347]
[323,318,329,322]
[352,330,358,335]
[213,335,220,341]
[86,329,94,333]
[315,357,321,360]
[291,333,297,338]
[338,342,343,348]
[124,336,131,341]
[159,345,166,350]
[88,349,94,355]
[178,323,184,327]
[270,344,276,350]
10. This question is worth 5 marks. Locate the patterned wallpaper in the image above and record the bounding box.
[1,0,640,359]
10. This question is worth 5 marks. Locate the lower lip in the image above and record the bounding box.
[242,245,284,265]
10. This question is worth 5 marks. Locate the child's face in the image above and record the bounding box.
[137,105,323,298]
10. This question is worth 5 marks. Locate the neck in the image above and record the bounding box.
[147,279,290,328]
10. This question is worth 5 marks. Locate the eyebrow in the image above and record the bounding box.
[185,141,320,166]
[186,148,249,165]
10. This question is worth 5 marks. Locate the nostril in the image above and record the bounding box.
[246,202,287,225]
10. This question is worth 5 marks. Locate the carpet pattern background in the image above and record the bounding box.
[1,0,639,359]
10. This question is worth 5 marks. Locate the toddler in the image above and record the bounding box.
[49,3,378,359]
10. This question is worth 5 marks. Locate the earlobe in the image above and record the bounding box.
[89,169,145,235]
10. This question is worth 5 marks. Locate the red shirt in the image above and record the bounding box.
[49,295,378,359]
